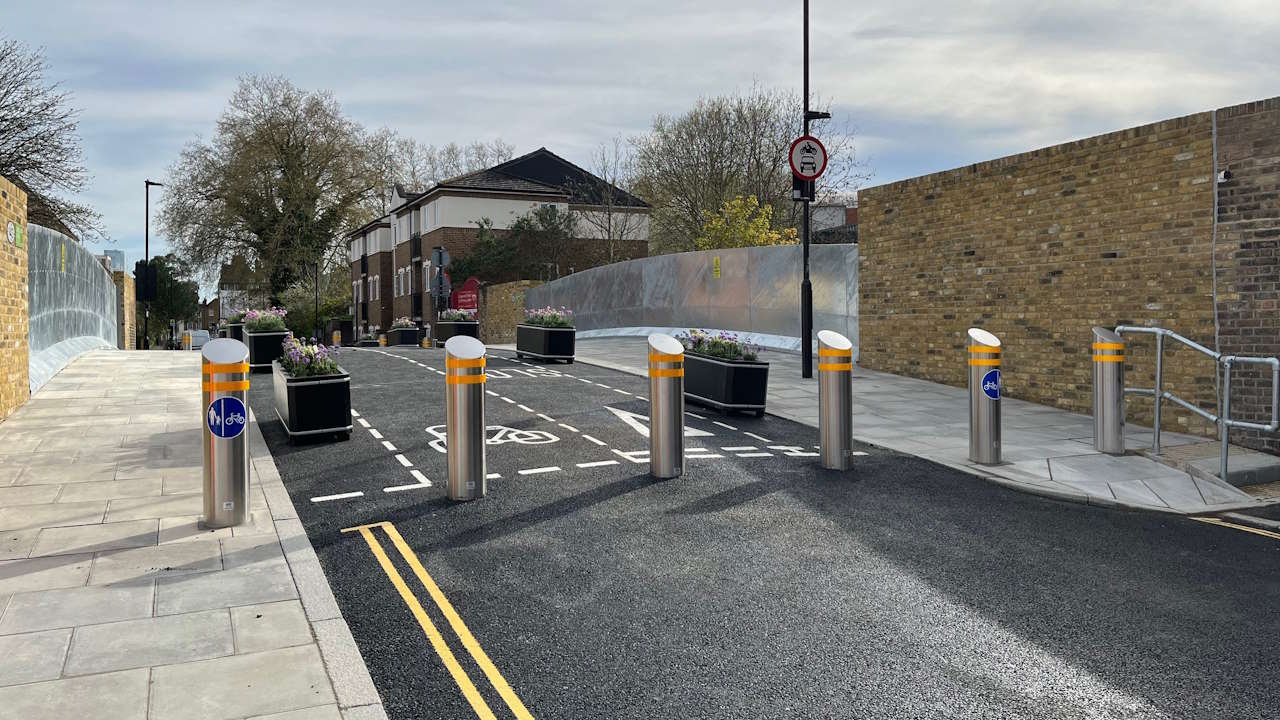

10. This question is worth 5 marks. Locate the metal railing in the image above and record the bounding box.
[1115,325,1279,481]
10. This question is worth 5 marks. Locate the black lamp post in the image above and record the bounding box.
[144,179,163,349]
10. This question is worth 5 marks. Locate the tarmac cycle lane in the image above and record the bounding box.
[250,346,1280,720]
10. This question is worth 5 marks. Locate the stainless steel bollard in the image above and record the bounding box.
[967,328,1002,465]
[1092,327,1126,454]
[445,335,487,500]
[201,339,251,528]
[648,334,684,479]
[817,330,854,470]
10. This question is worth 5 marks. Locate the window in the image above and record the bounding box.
[433,203,438,227]
[394,270,401,297]
[407,267,413,294]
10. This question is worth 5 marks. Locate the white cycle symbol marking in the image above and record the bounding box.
[424,424,559,454]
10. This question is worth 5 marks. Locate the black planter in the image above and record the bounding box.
[683,352,769,416]
[217,328,228,339]
[272,361,352,442]
[388,327,421,346]
[227,323,244,343]
[515,324,575,362]
[434,321,479,347]
[357,338,381,348]
[245,330,289,373]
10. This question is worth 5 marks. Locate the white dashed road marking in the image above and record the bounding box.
[722,446,757,452]
[685,411,707,420]
[558,423,579,433]
[394,454,412,467]
[518,466,561,475]
[736,452,773,458]
[537,413,555,422]
[581,434,607,446]
[350,410,360,417]
[312,491,364,503]
[381,440,397,452]
[518,404,534,413]
[712,421,738,431]
[357,418,370,428]
[577,460,620,468]
[368,428,383,439]
[743,432,772,444]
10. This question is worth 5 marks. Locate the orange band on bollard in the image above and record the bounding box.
[968,358,1001,366]
[818,348,852,358]
[1092,355,1125,363]
[648,352,683,363]
[648,368,684,378]
[968,345,1001,353]
[445,357,486,369]
[202,380,249,392]
[202,362,249,375]
[1092,342,1124,351]
[445,374,486,385]
[818,362,852,372]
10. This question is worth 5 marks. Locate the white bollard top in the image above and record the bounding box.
[445,335,485,359]
[967,328,1001,347]
[817,330,852,350]
[201,338,248,364]
[647,333,683,356]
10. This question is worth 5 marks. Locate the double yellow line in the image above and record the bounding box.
[341,521,533,719]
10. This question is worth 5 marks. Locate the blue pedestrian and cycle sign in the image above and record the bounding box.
[208,396,247,439]
[981,369,1001,400]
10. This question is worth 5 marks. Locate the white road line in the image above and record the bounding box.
[685,411,707,420]
[394,454,412,467]
[381,440,397,452]
[722,446,757,452]
[581,434,607,446]
[486,473,502,479]
[537,413,555,422]
[595,383,611,389]
[518,466,561,475]
[501,397,515,404]
[637,397,647,402]
[410,469,431,484]
[578,378,593,384]
[357,418,371,428]
[517,404,534,413]
[350,410,360,417]
[384,484,429,492]
[712,421,738,431]
[368,428,383,438]
[743,432,772,443]
[736,452,773,458]
[687,454,724,459]
[612,388,632,396]
[557,423,579,433]
[577,460,620,468]
[485,390,499,397]
[612,448,648,463]
[851,451,869,457]
[311,491,363,502]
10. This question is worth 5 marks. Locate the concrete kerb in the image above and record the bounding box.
[247,408,389,720]
[562,352,1252,519]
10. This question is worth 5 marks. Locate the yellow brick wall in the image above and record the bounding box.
[0,176,29,421]
[859,111,1220,436]
[478,280,542,344]
[112,270,136,349]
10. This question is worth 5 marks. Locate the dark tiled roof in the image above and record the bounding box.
[493,148,649,208]
[437,168,565,195]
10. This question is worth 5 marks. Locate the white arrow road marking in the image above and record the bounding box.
[605,406,714,439]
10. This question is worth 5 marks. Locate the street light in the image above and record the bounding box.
[144,179,163,349]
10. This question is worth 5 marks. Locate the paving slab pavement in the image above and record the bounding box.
[0,350,386,720]
[553,337,1274,516]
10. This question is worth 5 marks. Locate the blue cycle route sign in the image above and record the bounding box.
[207,396,247,439]
[981,369,1001,401]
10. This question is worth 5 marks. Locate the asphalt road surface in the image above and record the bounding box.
[247,346,1280,720]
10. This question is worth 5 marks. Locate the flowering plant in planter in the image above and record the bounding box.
[227,311,246,323]
[244,307,287,332]
[439,308,477,322]
[279,334,340,377]
[677,329,760,362]
[390,316,416,329]
[523,306,574,328]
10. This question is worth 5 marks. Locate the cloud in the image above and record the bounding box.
[3,0,1277,270]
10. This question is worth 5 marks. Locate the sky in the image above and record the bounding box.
[4,0,1278,279]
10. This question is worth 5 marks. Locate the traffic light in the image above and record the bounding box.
[134,260,158,302]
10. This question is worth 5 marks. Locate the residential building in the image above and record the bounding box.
[217,255,270,321]
[348,148,650,337]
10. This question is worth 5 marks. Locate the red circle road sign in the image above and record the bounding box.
[789,135,828,181]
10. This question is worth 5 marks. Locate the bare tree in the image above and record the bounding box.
[630,84,868,253]
[0,39,103,240]
[571,137,648,264]
[160,75,380,298]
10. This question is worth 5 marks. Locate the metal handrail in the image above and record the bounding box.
[1115,325,1280,481]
